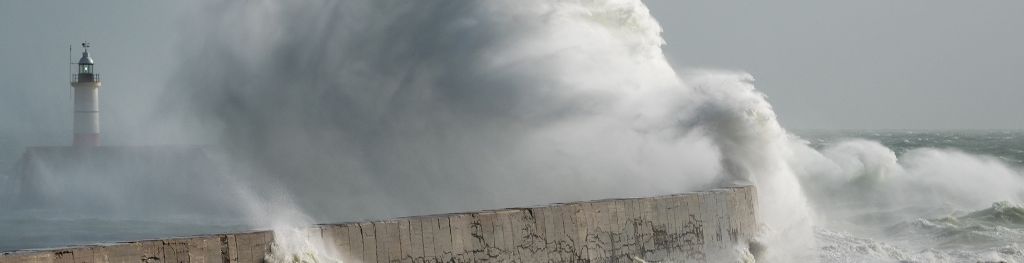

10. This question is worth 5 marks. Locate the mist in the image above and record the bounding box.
[167,0,728,221]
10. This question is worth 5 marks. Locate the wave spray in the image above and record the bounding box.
[170,0,1023,262]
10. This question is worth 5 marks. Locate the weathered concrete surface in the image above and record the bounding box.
[0,186,758,263]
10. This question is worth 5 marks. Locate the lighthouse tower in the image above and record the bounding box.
[70,43,101,147]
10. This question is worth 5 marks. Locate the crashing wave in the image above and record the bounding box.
[824,202,1024,263]
[963,201,1024,226]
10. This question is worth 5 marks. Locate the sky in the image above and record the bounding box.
[646,1,1024,130]
[0,0,1022,145]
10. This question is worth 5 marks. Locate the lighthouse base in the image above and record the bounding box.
[72,133,99,147]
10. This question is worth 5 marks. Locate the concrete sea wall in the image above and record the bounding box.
[0,186,758,263]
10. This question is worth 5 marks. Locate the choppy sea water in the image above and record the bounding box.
[2,130,1023,263]
[800,130,1024,263]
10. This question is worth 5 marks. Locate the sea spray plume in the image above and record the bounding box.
[169,0,719,220]
[681,71,816,261]
[165,0,1024,261]
[261,205,344,263]
[214,161,345,263]
[169,0,818,261]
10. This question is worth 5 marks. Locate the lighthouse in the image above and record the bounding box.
[70,43,101,147]
[9,42,221,213]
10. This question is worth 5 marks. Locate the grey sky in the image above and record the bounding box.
[647,1,1024,130]
[1,0,1021,147]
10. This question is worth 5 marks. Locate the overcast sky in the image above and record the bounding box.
[1,0,1021,143]
[646,1,1024,130]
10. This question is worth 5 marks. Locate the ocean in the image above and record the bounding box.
[800,130,1024,262]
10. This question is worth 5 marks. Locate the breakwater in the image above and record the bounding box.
[0,186,758,263]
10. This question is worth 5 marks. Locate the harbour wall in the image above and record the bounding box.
[0,186,758,263]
